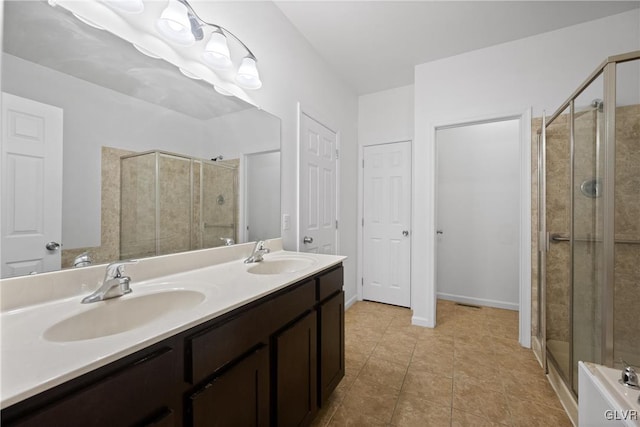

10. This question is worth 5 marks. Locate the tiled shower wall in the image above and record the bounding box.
[530,104,640,366]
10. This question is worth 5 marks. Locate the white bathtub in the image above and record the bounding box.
[579,361,640,427]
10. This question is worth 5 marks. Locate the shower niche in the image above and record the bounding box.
[120,151,238,260]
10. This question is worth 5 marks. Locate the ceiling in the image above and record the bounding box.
[275,1,640,95]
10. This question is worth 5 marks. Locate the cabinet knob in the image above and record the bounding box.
[303,236,313,244]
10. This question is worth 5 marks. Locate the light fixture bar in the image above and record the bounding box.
[174,0,258,63]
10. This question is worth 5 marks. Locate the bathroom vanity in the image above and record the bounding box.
[0,245,345,427]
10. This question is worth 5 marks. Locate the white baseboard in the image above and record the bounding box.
[344,294,358,310]
[437,292,518,311]
[411,315,434,328]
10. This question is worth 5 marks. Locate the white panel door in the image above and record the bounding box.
[1,92,63,278]
[362,141,412,307]
[436,119,520,309]
[299,113,336,254]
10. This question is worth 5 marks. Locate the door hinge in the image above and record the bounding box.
[335,149,339,159]
[361,218,364,226]
[362,159,364,168]
[361,278,364,286]
[335,220,338,229]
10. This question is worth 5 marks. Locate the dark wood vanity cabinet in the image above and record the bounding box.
[1,263,344,427]
[1,342,181,427]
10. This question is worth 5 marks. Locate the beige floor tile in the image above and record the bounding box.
[451,409,509,426]
[454,369,504,394]
[452,382,511,425]
[390,392,452,427]
[358,357,408,390]
[328,404,388,427]
[335,299,569,427]
[370,341,415,366]
[508,397,573,427]
[401,369,453,407]
[410,346,454,378]
[340,377,400,423]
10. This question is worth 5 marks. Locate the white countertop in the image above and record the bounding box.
[0,249,345,409]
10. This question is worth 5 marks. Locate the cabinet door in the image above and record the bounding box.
[274,311,317,427]
[4,346,178,427]
[318,291,345,406]
[188,346,269,427]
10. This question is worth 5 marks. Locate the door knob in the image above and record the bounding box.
[303,236,313,244]
[402,230,409,237]
[45,241,61,251]
[436,230,444,235]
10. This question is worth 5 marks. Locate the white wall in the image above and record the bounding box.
[412,9,640,326]
[205,108,280,159]
[358,85,414,146]
[207,3,359,304]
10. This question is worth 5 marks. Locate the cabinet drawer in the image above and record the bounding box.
[5,346,177,427]
[187,280,315,384]
[187,306,267,385]
[317,266,343,301]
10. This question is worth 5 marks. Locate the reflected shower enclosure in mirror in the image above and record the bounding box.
[0,0,281,278]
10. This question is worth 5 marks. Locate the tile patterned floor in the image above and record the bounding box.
[312,300,573,427]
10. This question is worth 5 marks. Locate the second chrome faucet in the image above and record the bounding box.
[244,241,270,263]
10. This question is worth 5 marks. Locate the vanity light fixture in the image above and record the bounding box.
[155,0,261,89]
[85,0,262,90]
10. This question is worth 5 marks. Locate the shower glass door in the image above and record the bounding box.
[571,74,605,393]
[545,106,572,382]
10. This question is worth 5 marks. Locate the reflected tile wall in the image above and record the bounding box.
[62,146,135,267]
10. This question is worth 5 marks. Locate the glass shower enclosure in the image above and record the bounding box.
[538,51,640,397]
[120,151,238,260]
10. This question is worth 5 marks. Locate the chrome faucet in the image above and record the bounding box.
[81,260,138,304]
[244,241,270,263]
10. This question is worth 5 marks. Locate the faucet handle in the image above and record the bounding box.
[105,259,138,279]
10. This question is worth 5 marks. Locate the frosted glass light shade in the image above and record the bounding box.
[235,57,262,90]
[102,0,144,14]
[203,31,232,70]
[156,0,195,46]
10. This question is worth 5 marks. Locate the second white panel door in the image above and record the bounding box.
[362,141,411,307]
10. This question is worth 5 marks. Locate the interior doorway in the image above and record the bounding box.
[436,119,521,310]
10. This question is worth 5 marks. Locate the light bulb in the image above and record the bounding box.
[203,31,232,70]
[156,0,195,46]
[235,56,262,90]
[102,0,144,14]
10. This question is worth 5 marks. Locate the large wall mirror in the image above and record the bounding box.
[1,1,281,278]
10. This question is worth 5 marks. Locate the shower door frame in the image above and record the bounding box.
[538,51,640,398]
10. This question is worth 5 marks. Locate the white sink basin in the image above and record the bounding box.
[247,257,316,275]
[43,289,205,342]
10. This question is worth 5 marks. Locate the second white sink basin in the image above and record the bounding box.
[247,257,316,275]
[43,289,205,342]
